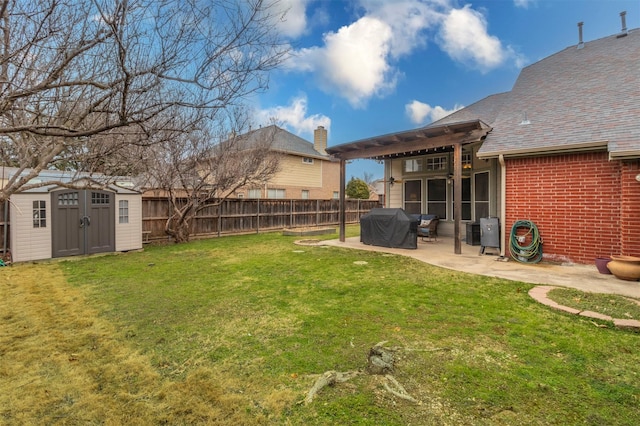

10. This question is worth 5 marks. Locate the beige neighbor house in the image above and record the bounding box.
[328,19,640,265]
[231,125,341,200]
[1,167,142,263]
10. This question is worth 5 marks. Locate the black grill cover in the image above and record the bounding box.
[360,208,419,249]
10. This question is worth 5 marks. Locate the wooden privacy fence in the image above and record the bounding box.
[0,197,381,253]
[143,197,382,241]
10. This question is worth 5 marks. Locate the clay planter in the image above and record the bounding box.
[594,257,612,274]
[607,255,640,281]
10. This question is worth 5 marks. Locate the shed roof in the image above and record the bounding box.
[2,167,139,194]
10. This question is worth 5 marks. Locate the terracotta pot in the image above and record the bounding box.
[594,257,611,274]
[607,255,640,281]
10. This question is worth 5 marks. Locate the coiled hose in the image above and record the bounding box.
[509,220,543,263]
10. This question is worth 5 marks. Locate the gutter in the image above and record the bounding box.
[609,150,640,160]
[499,154,506,257]
[477,140,609,160]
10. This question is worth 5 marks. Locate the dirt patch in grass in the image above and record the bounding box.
[0,264,296,424]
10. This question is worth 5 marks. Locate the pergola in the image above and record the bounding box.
[326,119,492,254]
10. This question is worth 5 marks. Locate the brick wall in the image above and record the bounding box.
[620,161,640,256]
[504,152,640,264]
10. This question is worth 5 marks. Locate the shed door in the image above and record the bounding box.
[51,190,115,258]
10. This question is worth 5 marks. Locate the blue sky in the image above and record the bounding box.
[251,0,639,180]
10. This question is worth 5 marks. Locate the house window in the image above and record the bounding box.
[267,188,286,199]
[462,178,472,220]
[426,155,448,171]
[403,180,422,215]
[33,200,46,228]
[236,193,245,198]
[426,179,447,219]
[474,172,490,219]
[302,157,314,164]
[403,159,423,173]
[248,189,261,198]
[119,200,129,224]
[301,190,309,199]
[333,191,339,199]
[462,153,472,170]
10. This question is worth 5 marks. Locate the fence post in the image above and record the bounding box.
[290,199,293,228]
[217,200,222,238]
[256,198,260,234]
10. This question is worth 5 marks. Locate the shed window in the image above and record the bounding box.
[33,200,46,228]
[91,192,110,205]
[119,200,129,224]
[58,192,78,206]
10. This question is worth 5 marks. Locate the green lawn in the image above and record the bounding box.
[4,228,639,425]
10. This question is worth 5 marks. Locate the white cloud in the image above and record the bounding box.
[289,17,397,108]
[438,5,509,72]
[514,0,535,9]
[283,1,519,106]
[285,1,443,107]
[256,95,331,136]
[358,0,442,57]
[405,100,463,125]
[272,0,309,39]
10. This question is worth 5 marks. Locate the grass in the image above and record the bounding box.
[1,227,639,425]
[547,288,640,320]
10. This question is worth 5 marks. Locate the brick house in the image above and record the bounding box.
[231,125,341,200]
[327,23,639,264]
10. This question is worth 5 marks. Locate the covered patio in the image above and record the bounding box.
[326,119,492,254]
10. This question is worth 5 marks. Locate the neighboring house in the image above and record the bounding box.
[1,167,142,262]
[228,125,341,200]
[327,21,639,264]
[369,179,385,202]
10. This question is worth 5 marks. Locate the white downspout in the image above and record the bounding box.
[385,160,390,208]
[499,154,506,257]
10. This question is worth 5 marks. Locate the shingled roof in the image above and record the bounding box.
[478,28,640,159]
[427,92,510,128]
[238,125,328,159]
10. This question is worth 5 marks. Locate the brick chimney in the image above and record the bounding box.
[314,126,327,154]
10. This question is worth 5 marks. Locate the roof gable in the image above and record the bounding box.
[479,28,640,158]
[427,92,510,128]
[238,125,328,159]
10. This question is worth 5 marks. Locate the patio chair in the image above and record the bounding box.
[415,214,439,242]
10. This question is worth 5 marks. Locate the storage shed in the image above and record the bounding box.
[3,168,142,263]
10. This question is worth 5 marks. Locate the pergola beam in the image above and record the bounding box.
[326,119,492,255]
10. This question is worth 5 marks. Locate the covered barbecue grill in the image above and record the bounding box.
[360,208,419,249]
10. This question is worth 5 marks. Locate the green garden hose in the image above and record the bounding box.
[509,220,543,263]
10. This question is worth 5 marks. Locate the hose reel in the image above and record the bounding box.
[509,220,543,263]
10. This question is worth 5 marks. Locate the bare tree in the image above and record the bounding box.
[0,0,288,202]
[362,171,375,185]
[141,109,281,242]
